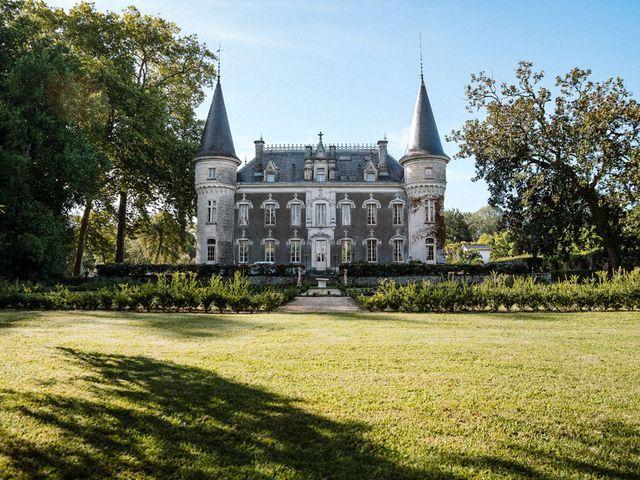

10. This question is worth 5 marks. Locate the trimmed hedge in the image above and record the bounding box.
[354,270,640,313]
[340,260,537,277]
[0,272,299,313]
[95,263,304,278]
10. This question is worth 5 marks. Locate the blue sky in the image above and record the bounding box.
[47,0,640,211]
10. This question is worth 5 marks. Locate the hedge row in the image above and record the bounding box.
[95,263,304,278]
[0,272,299,313]
[340,260,539,277]
[355,270,640,312]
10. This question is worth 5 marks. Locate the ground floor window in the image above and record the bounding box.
[290,240,301,263]
[265,239,275,263]
[393,239,404,262]
[341,239,352,263]
[426,237,435,263]
[366,239,377,263]
[207,238,216,263]
[238,240,248,264]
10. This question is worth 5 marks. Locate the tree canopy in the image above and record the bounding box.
[0,1,107,278]
[449,61,640,271]
[0,1,217,278]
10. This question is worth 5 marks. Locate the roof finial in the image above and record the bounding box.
[216,41,222,82]
[318,131,323,144]
[419,33,424,82]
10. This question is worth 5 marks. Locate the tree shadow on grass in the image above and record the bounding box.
[0,348,442,479]
[1,348,638,479]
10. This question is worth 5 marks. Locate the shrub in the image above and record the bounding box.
[351,269,640,313]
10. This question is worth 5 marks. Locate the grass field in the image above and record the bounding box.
[0,311,639,479]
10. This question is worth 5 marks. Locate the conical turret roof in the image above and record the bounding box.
[401,77,447,163]
[196,80,238,159]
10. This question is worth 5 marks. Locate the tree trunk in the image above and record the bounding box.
[154,230,164,263]
[72,199,92,276]
[587,192,622,275]
[115,191,127,263]
[606,244,621,273]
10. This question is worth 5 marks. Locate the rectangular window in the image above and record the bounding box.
[366,171,375,182]
[425,199,435,223]
[265,239,275,263]
[366,239,377,263]
[239,204,249,226]
[341,239,352,263]
[238,240,249,264]
[207,238,216,263]
[266,172,275,182]
[424,167,433,179]
[393,239,404,262]
[366,203,377,225]
[265,203,276,226]
[341,204,351,225]
[291,204,301,226]
[207,200,216,224]
[316,203,327,226]
[392,203,403,225]
[316,168,325,182]
[426,238,435,262]
[290,240,301,263]
[208,167,216,180]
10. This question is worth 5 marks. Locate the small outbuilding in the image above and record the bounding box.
[462,243,492,264]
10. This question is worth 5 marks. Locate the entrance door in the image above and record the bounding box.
[315,239,327,271]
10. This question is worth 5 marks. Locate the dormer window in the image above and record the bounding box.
[264,159,278,183]
[366,171,376,182]
[316,167,326,182]
[208,167,216,180]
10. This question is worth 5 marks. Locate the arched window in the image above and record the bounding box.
[425,237,436,264]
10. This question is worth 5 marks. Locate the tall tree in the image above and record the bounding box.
[444,209,472,243]
[27,2,216,270]
[449,62,640,271]
[464,205,502,241]
[0,1,106,278]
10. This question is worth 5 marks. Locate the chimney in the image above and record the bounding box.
[254,137,264,159]
[253,137,264,178]
[377,138,389,176]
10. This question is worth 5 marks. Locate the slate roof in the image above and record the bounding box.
[237,146,404,183]
[401,77,447,162]
[196,80,238,159]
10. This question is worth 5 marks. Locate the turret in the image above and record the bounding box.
[401,72,449,264]
[194,79,241,264]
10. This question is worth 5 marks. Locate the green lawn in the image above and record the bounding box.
[1,311,639,479]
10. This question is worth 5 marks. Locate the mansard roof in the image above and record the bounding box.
[401,77,447,162]
[196,80,238,159]
[237,143,404,183]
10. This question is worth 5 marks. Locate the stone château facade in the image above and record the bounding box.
[194,72,448,271]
